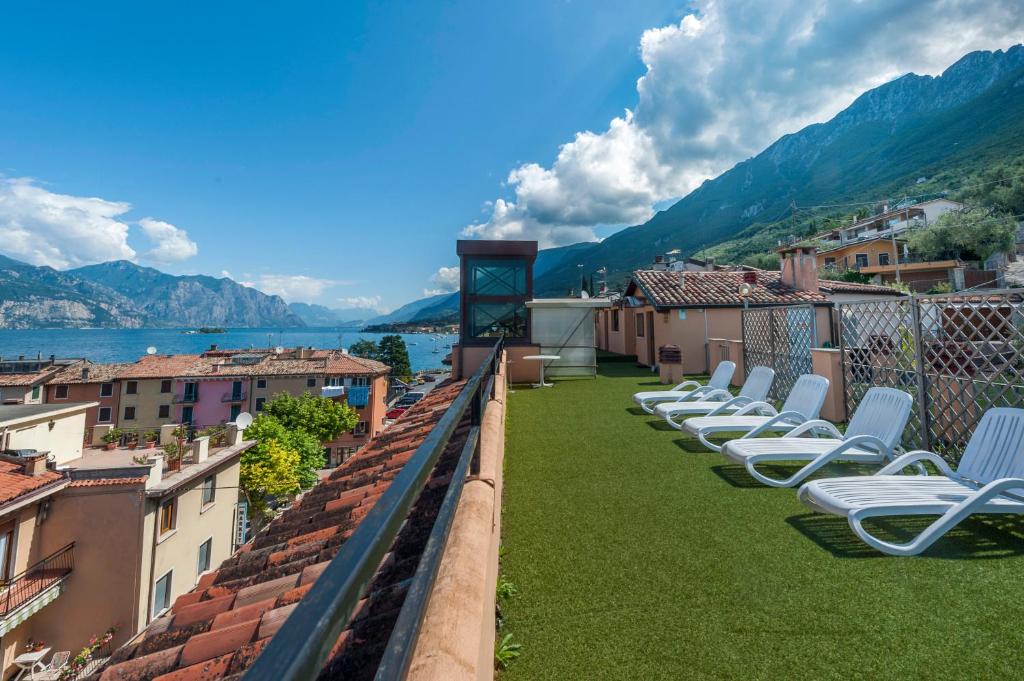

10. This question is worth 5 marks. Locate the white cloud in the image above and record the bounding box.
[0,177,137,268]
[337,295,385,312]
[244,274,345,302]
[0,177,200,268]
[138,217,198,263]
[466,1,1024,246]
[423,266,459,298]
[220,270,233,279]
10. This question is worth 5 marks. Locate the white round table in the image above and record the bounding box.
[522,354,560,388]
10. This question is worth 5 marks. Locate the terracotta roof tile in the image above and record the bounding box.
[47,360,132,384]
[118,355,203,379]
[0,462,65,508]
[67,476,147,488]
[629,269,829,308]
[818,280,906,296]
[0,371,57,387]
[97,378,468,680]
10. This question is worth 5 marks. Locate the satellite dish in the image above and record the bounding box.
[274,346,285,354]
[235,412,254,430]
[580,290,590,299]
[146,346,157,355]
[738,282,754,297]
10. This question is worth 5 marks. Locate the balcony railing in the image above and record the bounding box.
[0,543,74,618]
[245,338,503,681]
[173,394,199,404]
[222,391,247,403]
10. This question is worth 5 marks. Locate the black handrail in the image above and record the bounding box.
[1,543,74,616]
[244,338,503,681]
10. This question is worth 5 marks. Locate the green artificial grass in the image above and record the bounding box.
[499,361,1024,680]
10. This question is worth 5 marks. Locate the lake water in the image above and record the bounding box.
[0,328,456,372]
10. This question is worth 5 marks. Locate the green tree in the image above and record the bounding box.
[907,209,1015,262]
[348,339,379,360]
[740,252,781,270]
[240,439,301,528]
[376,334,411,378]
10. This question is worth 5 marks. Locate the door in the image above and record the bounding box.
[230,404,242,422]
[181,406,194,424]
[645,311,656,367]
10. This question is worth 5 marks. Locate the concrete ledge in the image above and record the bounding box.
[407,356,507,681]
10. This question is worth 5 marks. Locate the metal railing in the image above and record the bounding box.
[221,391,247,402]
[742,305,821,401]
[245,338,503,681]
[0,543,74,617]
[173,393,199,404]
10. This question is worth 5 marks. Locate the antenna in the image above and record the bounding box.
[146,346,157,355]
[235,412,254,430]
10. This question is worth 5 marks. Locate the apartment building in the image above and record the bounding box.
[0,402,254,676]
[0,356,80,405]
[815,198,964,247]
[117,355,200,433]
[322,353,390,465]
[174,357,250,429]
[45,361,127,437]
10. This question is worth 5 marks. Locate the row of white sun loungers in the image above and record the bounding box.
[631,364,1024,556]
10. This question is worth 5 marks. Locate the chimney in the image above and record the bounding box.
[22,453,48,477]
[81,366,90,381]
[209,344,218,351]
[677,271,685,289]
[780,246,819,293]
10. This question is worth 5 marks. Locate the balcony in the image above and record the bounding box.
[320,386,345,399]
[173,393,199,404]
[0,543,74,635]
[221,390,247,403]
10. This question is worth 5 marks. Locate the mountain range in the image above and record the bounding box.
[0,257,303,329]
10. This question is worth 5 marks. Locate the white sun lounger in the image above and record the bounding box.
[655,366,775,426]
[798,408,1024,556]
[718,387,913,487]
[680,374,830,450]
[632,361,735,414]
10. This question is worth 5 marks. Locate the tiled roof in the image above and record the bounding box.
[818,280,905,296]
[48,361,132,384]
[628,270,829,308]
[0,371,58,387]
[324,353,389,376]
[0,461,65,508]
[119,355,203,379]
[67,476,148,488]
[98,380,468,681]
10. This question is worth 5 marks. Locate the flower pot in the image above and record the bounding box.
[145,440,157,449]
[128,442,138,450]
[104,442,117,451]
[167,458,181,472]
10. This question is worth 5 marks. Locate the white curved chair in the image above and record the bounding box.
[681,374,830,450]
[655,366,776,428]
[632,361,735,414]
[798,408,1024,556]
[719,387,913,487]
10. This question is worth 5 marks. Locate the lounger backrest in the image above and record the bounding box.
[780,374,829,420]
[845,387,913,448]
[708,361,736,390]
[956,408,1024,483]
[738,366,775,401]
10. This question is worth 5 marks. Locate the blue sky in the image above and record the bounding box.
[1,2,1022,312]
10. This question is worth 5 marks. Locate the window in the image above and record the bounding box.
[256,378,267,389]
[126,381,138,395]
[354,421,369,435]
[160,379,172,393]
[158,405,170,419]
[181,406,194,424]
[31,386,40,401]
[230,381,243,400]
[823,257,836,268]
[306,377,317,388]
[0,523,14,582]
[255,397,266,412]
[159,499,176,534]
[153,571,172,618]
[878,252,891,266]
[98,406,112,423]
[100,382,113,397]
[466,259,526,296]
[636,314,645,337]
[612,310,620,332]
[183,382,198,402]
[352,377,368,387]
[124,406,136,421]
[202,475,216,506]
[230,404,241,422]
[54,385,69,399]
[197,539,212,577]
[469,302,528,338]
[854,253,869,268]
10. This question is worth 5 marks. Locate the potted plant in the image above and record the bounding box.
[126,432,139,450]
[143,430,159,449]
[101,428,124,450]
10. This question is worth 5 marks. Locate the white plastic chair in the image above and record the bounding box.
[798,408,1024,556]
[719,387,913,487]
[632,361,735,414]
[680,374,830,450]
[655,366,776,427]
[33,651,70,681]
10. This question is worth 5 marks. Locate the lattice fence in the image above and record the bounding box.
[838,289,1024,462]
[742,305,818,401]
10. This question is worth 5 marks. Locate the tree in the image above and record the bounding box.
[261,392,355,443]
[349,339,379,360]
[240,439,301,528]
[376,334,412,378]
[907,209,1015,262]
[741,252,781,271]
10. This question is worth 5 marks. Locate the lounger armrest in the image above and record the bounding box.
[673,385,715,403]
[706,396,753,416]
[739,411,808,439]
[745,433,893,488]
[783,419,842,439]
[672,380,702,392]
[734,401,778,416]
[877,450,956,477]
[698,388,732,402]
[971,477,1024,502]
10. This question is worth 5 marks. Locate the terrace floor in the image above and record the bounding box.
[500,357,1024,680]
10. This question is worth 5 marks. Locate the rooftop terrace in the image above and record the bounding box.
[499,356,1024,679]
